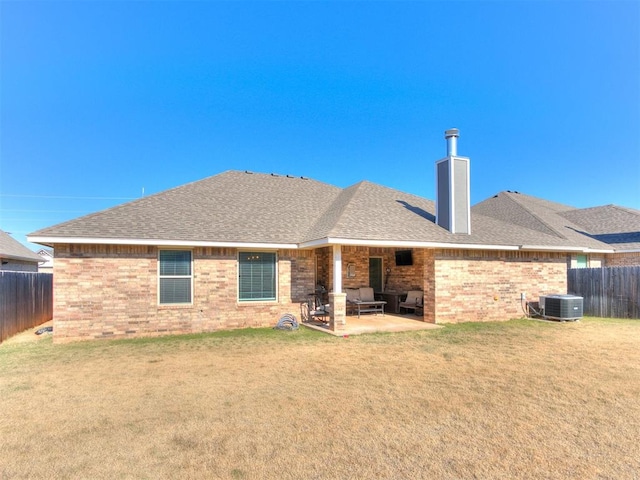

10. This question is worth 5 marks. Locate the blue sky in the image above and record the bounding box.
[1,1,639,249]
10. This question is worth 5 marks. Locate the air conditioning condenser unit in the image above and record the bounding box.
[539,294,583,321]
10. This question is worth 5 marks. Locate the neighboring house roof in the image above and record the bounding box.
[37,248,54,258]
[473,192,640,252]
[37,248,54,267]
[28,170,633,253]
[0,229,43,263]
[559,205,640,251]
[471,191,609,251]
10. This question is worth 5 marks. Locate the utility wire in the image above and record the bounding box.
[0,194,136,200]
[1,218,72,222]
[0,209,88,213]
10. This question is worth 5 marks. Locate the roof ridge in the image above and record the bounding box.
[302,182,362,241]
[506,192,571,240]
[475,192,566,239]
[560,203,640,220]
[606,204,640,215]
[508,190,576,210]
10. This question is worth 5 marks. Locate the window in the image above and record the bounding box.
[159,250,192,304]
[238,251,277,301]
[576,255,588,269]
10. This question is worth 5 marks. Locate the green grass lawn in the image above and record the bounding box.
[1,318,639,479]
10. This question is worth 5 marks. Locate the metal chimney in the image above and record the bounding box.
[436,128,471,234]
[445,128,459,156]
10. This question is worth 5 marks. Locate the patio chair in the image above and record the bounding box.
[345,288,360,315]
[399,290,423,315]
[300,294,330,323]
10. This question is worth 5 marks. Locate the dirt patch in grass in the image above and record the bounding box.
[2,320,53,345]
[1,319,639,479]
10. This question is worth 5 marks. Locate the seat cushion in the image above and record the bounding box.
[359,287,375,302]
[345,288,360,303]
[403,290,423,305]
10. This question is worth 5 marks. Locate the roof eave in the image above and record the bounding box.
[28,235,618,255]
[0,253,42,263]
[301,237,521,250]
[26,235,298,250]
[519,245,614,253]
[303,238,618,253]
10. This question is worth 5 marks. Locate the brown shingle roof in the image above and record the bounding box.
[470,191,638,251]
[0,229,43,263]
[28,171,631,252]
[30,171,341,245]
[471,191,613,250]
[472,191,569,239]
[306,181,447,243]
[559,205,640,250]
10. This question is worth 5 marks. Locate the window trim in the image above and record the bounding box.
[237,250,278,303]
[157,248,194,306]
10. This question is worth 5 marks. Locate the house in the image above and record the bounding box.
[555,205,640,267]
[28,130,640,342]
[36,248,54,273]
[0,229,43,272]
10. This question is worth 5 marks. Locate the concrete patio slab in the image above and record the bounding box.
[301,313,441,336]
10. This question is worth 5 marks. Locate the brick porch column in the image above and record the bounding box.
[329,292,347,332]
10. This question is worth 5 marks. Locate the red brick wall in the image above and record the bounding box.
[605,252,640,266]
[339,246,424,293]
[431,249,568,323]
[53,244,314,342]
[383,248,424,293]
[341,246,371,290]
[328,246,567,324]
[316,247,332,291]
[52,243,578,340]
[307,246,567,325]
[423,250,436,323]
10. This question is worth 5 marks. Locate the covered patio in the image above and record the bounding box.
[310,244,434,333]
[301,312,441,336]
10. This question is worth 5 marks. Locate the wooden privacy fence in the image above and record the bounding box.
[0,271,53,343]
[568,266,640,319]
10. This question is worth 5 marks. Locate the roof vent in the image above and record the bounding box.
[435,128,471,235]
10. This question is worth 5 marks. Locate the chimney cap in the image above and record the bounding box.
[444,128,459,138]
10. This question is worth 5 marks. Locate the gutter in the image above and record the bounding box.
[1,253,43,263]
[519,245,614,254]
[28,234,617,255]
[299,237,519,250]
[26,236,298,250]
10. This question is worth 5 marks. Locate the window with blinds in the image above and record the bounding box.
[238,251,277,301]
[159,250,192,304]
